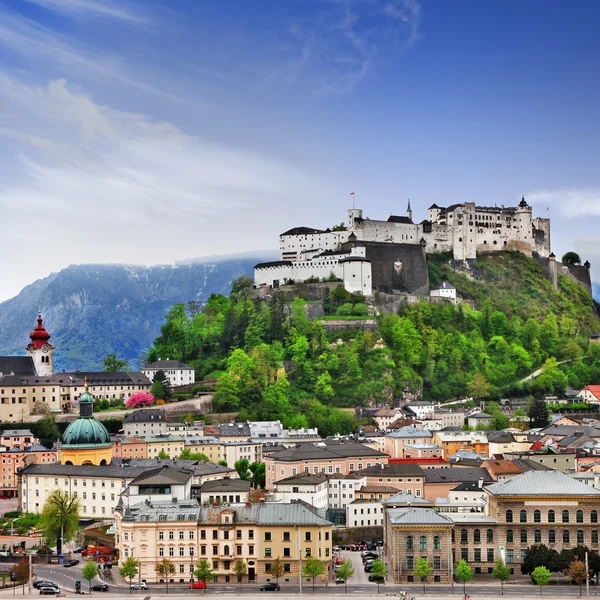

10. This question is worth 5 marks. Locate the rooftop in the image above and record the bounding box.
[123,409,166,423]
[144,360,193,370]
[486,470,600,497]
[424,467,493,484]
[267,442,387,462]
[387,507,453,526]
[356,463,424,477]
[385,426,432,439]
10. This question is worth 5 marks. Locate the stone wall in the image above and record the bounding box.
[319,319,378,332]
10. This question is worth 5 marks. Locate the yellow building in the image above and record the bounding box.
[184,438,223,463]
[145,436,185,458]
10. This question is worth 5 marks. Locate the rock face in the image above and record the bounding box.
[0,254,275,372]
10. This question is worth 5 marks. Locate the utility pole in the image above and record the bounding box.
[297,526,302,594]
[586,551,590,598]
[28,551,32,595]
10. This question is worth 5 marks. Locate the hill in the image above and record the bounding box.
[0,253,276,371]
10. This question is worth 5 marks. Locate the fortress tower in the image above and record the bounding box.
[26,312,54,376]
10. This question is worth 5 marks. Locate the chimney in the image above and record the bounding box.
[478,478,483,489]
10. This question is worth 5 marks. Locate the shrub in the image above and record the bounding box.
[100,399,110,410]
[336,303,354,316]
[351,303,369,316]
[126,392,154,408]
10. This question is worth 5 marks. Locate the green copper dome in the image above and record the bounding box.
[62,417,112,448]
[79,390,94,403]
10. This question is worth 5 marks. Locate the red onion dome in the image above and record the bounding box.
[29,313,52,349]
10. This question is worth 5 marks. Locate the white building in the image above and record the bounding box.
[327,474,366,510]
[220,441,262,468]
[346,499,384,527]
[142,360,195,387]
[273,473,329,512]
[405,401,435,420]
[123,409,167,437]
[430,281,457,302]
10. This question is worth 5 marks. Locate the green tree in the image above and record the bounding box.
[233,559,247,591]
[231,275,253,298]
[102,353,129,372]
[194,559,213,586]
[249,462,266,488]
[522,544,560,576]
[527,396,550,428]
[179,449,210,462]
[567,559,588,596]
[119,556,139,593]
[492,558,511,594]
[155,558,176,593]
[34,413,61,446]
[302,558,326,593]
[414,557,433,594]
[369,558,387,594]
[531,565,551,595]
[39,490,80,556]
[468,373,493,400]
[151,370,173,400]
[270,557,285,588]
[562,252,581,265]
[158,449,170,459]
[234,458,250,480]
[335,559,355,593]
[82,560,99,594]
[455,559,473,595]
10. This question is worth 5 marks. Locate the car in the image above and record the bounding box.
[91,584,109,592]
[366,542,377,550]
[364,564,374,573]
[335,577,345,585]
[63,559,79,567]
[33,581,56,589]
[130,583,148,590]
[335,556,344,565]
[189,582,207,589]
[333,546,341,552]
[39,587,60,595]
[362,555,378,563]
[259,582,280,591]
[74,546,86,554]
[368,575,385,583]
[339,544,351,551]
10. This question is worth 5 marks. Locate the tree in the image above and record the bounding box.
[270,558,285,588]
[34,413,60,446]
[567,559,588,596]
[527,396,550,428]
[369,558,387,594]
[562,252,581,265]
[233,559,247,591]
[492,558,511,594]
[234,458,250,480]
[335,559,355,593]
[119,556,139,593]
[414,557,433,594]
[468,373,493,400]
[455,559,473,594]
[531,565,551,595]
[522,544,560,575]
[82,560,99,594]
[126,392,154,408]
[9,558,29,593]
[179,449,210,462]
[302,558,326,593]
[155,558,176,593]
[194,559,213,588]
[158,449,170,459]
[39,489,80,556]
[151,371,172,400]
[103,353,129,372]
[249,462,266,488]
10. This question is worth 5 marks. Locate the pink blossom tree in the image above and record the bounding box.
[126,392,154,408]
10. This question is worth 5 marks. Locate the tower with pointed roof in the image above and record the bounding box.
[26,312,54,376]
[406,199,413,222]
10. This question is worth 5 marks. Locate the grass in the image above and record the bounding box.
[203,370,225,380]
[318,315,374,321]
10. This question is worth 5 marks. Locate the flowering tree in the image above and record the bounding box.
[126,392,154,408]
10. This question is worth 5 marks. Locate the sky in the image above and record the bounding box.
[0,0,599,301]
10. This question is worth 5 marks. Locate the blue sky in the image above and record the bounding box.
[0,0,599,301]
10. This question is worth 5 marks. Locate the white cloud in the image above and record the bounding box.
[527,188,600,218]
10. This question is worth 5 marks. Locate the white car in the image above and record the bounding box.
[130,583,148,590]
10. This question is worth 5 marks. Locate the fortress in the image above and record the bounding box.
[254,196,552,295]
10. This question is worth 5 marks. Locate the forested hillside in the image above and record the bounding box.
[150,253,600,434]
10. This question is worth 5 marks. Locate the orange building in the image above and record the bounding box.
[433,430,489,458]
[110,436,148,459]
[0,444,57,498]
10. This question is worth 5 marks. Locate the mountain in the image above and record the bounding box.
[0,252,277,372]
[594,283,600,303]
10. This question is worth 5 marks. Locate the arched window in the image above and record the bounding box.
[562,510,570,523]
[433,536,441,550]
[461,529,468,544]
[592,530,598,545]
[578,530,584,544]
[520,510,527,523]
[406,536,413,550]
[534,510,541,523]
[473,529,481,543]
[224,545,229,556]
[506,510,513,523]
[487,529,494,543]
[548,510,555,523]
[549,530,556,544]
[592,510,598,524]
[535,530,541,543]
[506,530,513,543]
[520,530,527,543]
[577,510,584,524]
[420,536,427,551]
[563,530,570,544]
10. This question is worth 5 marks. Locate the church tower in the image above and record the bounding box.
[407,199,413,222]
[26,312,54,376]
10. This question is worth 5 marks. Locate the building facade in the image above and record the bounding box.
[142,360,195,388]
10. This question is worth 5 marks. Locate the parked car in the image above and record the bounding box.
[39,587,59,596]
[130,583,148,590]
[333,546,341,552]
[366,542,377,550]
[63,559,79,567]
[364,564,375,573]
[335,577,345,585]
[189,582,207,589]
[91,584,109,592]
[339,544,351,551]
[335,556,344,565]
[260,582,280,591]
[368,575,385,583]
[74,546,86,554]
[33,581,56,589]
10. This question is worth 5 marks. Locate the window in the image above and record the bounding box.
[407,556,414,571]
[507,549,514,564]
[265,532,272,542]
[159,532,164,540]
[473,529,481,543]
[305,548,311,557]
[212,546,218,555]
[201,530,206,540]
[562,510,570,523]
[283,548,290,557]
[487,549,494,563]
[169,531,174,540]
[179,531,184,540]
[487,529,494,543]
[535,530,541,543]
[213,530,218,540]
[249,546,254,555]
[548,510,555,523]
[169,548,174,557]
[406,536,413,550]
[461,548,468,561]
[433,556,441,570]
[577,510,584,524]
[593,511,598,524]
[283,532,290,542]
[461,529,468,544]
[549,530,556,544]
[189,531,194,540]
[520,510,527,523]
[520,530,527,543]
[265,563,271,574]
[201,546,206,555]
[474,548,481,562]
[159,548,164,557]
[249,530,254,539]
[563,530,570,544]
[420,536,426,551]
[265,548,272,558]
[593,531,598,544]
[180,547,185,556]
[433,536,440,550]
[534,510,541,523]
[305,532,311,542]
[506,510,513,523]
[506,530,513,543]
[578,530,584,544]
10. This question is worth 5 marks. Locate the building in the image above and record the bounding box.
[577,386,600,403]
[423,467,493,502]
[384,427,433,458]
[433,430,489,458]
[0,430,38,449]
[220,442,262,469]
[142,360,195,388]
[0,443,56,498]
[374,407,405,431]
[419,409,465,431]
[123,409,167,437]
[111,436,148,459]
[503,449,578,474]
[467,412,494,429]
[356,464,425,496]
[405,401,435,420]
[218,423,251,442]
[429,281,456,302]
[346,499,385,527]
[264,442,388,488]
[115,501,333,584]
[273,473,330,512]
[183,437,223,463]
[194,478,252,505]
[145,435,186,459]
[25,313,55,377]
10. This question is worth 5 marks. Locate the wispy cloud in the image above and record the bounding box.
[22,0,151,27]
[527,188,600,218]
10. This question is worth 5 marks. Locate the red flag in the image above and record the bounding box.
[350,192,355,195]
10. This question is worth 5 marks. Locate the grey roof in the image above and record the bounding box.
[144,360,193,370]
[1,429,35,437]
[356,463,424,477]
[447,514,497,524]
[382,493,433,506]
[0,357,36,376]
[218,423,251,437]
[387,507,453,526]
[122,498,200,522]
[511,459,552,472]
[407,401,432,407]
[486,470,600,497]
[9,371,151,387]
[256,503,332,526]
[197,478,252,492]
[124,409,166,423]
[268,442,386,462]
[385,426,432,439]
[468,412,493,419]
[431,281,456,291]
[130,466,192,486]
[275,473,329,486]
[539,424,600,437]
[424,468,493,484]
[486,431,516,443]
[451,482,491,492]
[7,443,50,453]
